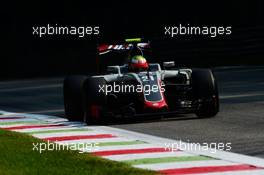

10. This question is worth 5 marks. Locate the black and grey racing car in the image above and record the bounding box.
[63,38,219,124]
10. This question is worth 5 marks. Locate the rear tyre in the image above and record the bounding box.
[63,76,87,121]
[192,69,219,118]
[83,77,107,125]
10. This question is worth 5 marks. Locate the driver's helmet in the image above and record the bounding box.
[129,55,149,72]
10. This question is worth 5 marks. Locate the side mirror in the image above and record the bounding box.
[163,61,175,69]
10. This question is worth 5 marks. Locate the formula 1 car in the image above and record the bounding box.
[63,38,219,124]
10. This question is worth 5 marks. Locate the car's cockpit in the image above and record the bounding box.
[107,64,161,75]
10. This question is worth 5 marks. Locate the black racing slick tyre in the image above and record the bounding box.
[83,77,107,125]
[192,69,219,118]
[63,76,87,121]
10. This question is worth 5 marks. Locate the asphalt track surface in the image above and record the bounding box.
[0,66,264,158]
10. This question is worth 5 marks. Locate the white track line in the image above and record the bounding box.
[13,126,87,133]
[202,169,264,175]
[9,126,71,131]
[104,151,195,161]
[33,131,111,139]
[25,109,65,114]
[134,160,239,170]
[83,144,156,153]
[18,126,91,133]
[55,137,144,145]
[0,118,42,123]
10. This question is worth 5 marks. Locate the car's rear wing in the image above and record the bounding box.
[95,38,152,73]
[96,38,151,73]
[97,38,151,55]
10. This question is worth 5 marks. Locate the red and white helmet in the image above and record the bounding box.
[129,55,149,72]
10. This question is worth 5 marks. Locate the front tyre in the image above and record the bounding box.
[192,69,219,118]
[83,77,107,125]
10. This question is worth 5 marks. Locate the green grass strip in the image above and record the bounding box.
[70,140,147,148]
[123,156,213,165]
[27,128,92,134]
[0,128,156,175]
[0,121,48,125]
